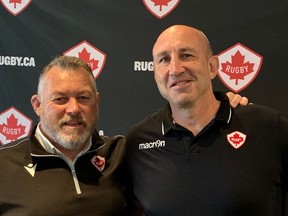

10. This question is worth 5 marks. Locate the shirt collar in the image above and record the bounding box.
[161,91,232,135]
[34,123,92,163]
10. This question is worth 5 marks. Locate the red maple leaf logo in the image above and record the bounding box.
[91,155,105,172]
[9,0,22,9]
[151,0,172,11]
[229,133,244,146]
[78,48,99,71]
[0,114,26,141]
[221,50,255,85]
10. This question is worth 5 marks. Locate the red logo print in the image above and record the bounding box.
[217,43,263,93]
[63,41,106,79]
[142,0,180,19]
[227,131,247,149]
[0,107,33,145]
[91,155,105,172]
[1,0,32,16]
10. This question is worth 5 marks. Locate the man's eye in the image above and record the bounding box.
[53,97,67,104]
[77,96,90,102]
[181,53,192,58]
[159,56,170,63]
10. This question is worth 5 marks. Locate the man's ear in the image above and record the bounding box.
[95,92,100,104]
[209,55,219,80]
[31,94,41,116]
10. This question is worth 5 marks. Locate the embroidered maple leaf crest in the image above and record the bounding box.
[227,131,247,149]
[0,114,25,141]
[91,155,105,172]
[151,0,172,11]
[229,132,243,146]
[10,0,21,9]
[221,51,255,85]
[78,48,99,71]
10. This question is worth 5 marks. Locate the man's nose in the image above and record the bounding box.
[169,57,184,76]
[66,98,80,114]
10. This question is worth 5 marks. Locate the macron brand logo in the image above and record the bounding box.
[24,163,37,177]
[139,140,166,150]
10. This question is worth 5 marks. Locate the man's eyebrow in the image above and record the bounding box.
[156,48,194,58]
[50,91,65,96]
[50,89,93,96]
[155,47,195,56]
[154,50,169,58]
[179,47,195,53]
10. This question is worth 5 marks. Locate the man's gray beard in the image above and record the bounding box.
[40,120,93,151]
[52,128,91,150]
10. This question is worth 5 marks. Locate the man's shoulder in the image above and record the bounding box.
[101,135,126,147]
[97,135,127,156]
[0,137,29,152]
[126,108,167,150]
[130,107,165,131]
[235,103,284,118]
[0,137,30,165]
[233,104,288,129]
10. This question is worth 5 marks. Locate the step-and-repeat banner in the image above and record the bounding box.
[0,0,287,144]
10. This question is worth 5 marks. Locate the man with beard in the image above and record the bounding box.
[0,56,134,215]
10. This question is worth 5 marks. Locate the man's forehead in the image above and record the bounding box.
[154,31,200,47]
[154,46,196,56]
[153,34,208,58]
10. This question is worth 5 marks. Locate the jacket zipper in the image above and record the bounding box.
[71,167,81,194]
[31,154,82,195]
[31,142,107,195]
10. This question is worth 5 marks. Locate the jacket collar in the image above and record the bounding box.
[28,125,105,156]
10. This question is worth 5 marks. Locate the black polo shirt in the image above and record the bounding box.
[126,92,288,216]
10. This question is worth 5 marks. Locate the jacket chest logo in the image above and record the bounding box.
[91,155,105,172]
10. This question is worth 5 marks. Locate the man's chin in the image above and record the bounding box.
[60,127,88,136]
[58,131,90,144]
[57,137,86,149]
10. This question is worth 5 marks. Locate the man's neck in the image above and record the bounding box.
[171,94,220,136]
